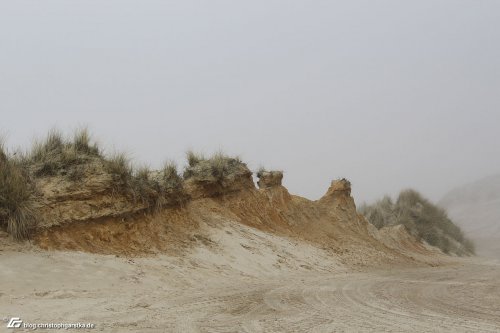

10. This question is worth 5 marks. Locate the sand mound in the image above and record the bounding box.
[19,167,444,269]
[0,138,449,269]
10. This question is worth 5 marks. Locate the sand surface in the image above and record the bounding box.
[1,224,500,333]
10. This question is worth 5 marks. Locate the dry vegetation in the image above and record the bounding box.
[24,128,100,177]
[183,150,249,187]
[359,189,475,255]
[0,141,37,239]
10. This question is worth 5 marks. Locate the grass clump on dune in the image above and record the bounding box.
[161,161,183,191]
[105,156,187,209]
[154,161,186,208]
[0,142,37,239]
[73,128,99,156]
[22,128,187,209]
[25,128,101,177]
[105,152,133,186]
[105,154,157,205]
[182,151,252,196]
[359,189,475,255]
[183,151,246,183]
[186,150,205,168]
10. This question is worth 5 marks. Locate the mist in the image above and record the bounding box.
[1,0,499,204]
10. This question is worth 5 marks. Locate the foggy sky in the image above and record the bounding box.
[1,1,499,204]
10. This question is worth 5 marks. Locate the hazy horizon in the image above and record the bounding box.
[2,1,499,204]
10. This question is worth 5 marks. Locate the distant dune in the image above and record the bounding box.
[439,174,500,258]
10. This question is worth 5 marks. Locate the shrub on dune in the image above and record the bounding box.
[0,142,37,239]
[25,128,101,177]
[360,189,475,255]
[183,151,245,183]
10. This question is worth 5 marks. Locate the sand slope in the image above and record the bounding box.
[1,230,499,332]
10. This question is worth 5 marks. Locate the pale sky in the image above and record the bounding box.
[1,1,499,204]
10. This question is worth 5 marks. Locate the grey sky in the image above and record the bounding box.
[1,1,499,204]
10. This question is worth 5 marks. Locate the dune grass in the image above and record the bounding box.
[183,151,245,185]
[359,189,475,255]
[0,142,37,239]
[105,152,133,186]
[105,154,187,208]
[186,150,205,168]
[25,128,101,177]
[20,129,184,206]
[161,161,183,190]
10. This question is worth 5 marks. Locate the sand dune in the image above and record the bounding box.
[1,146,490,332]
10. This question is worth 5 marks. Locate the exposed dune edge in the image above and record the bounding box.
[10,159,449,269]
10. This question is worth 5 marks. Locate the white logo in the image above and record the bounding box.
[6,317,22,328]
